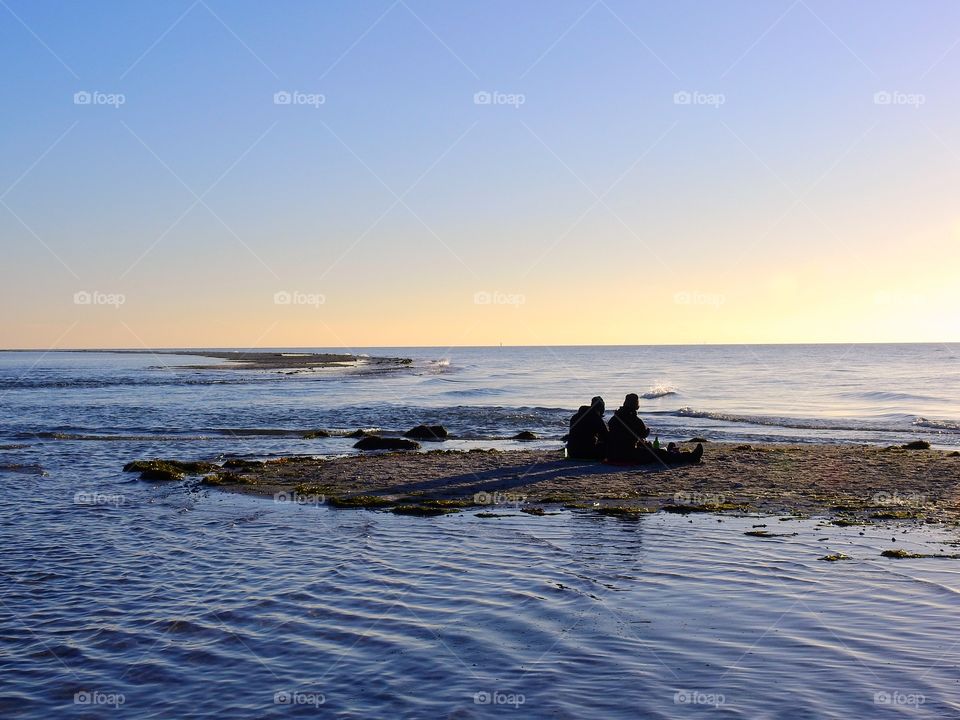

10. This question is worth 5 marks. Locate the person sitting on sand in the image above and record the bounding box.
[566,396,609,460]
[607,393,703,465]
[606,393,651,461]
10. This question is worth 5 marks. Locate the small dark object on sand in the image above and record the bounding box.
[403,425,448,440]
[354,436,421,451]
[902,440,931,450]
[688,437,708,443]
[513,431,537,440]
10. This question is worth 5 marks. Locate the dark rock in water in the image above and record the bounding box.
[0,463,45,476]
[302,429,331,439]
[902,440,931,450]
[354,436,420,451]
[347,429,369,438]
[123,459,219,480]
[688,437,709,443]
[403,425,448,440]
[512,431,537,441]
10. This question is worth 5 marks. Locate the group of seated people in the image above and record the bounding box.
[566,393,703,465]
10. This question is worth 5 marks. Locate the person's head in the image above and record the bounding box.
[591,396,605,416]
[623,393,640,411]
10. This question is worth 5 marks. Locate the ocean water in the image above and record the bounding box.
[1,344,959,718]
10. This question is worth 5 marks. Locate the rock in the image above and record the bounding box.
[222,459,265,469]
[123,459,219,480]
[302,429,331,439]
[346,429,369,438]
[902,440,931,450]
[688,437,709,443]
[403,425,448,440]
[512,431,537,441]
[948,451,960,457]
[353,436,420,451]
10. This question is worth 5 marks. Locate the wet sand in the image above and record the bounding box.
[202,443,960,521]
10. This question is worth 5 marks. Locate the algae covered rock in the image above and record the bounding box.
[123,459,219,481]
[512,431,537,440]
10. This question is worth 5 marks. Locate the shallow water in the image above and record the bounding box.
[4,471,960,718]
[2,346,960,717]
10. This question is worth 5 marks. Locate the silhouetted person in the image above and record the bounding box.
[606,393,650,461]
[607,393,703,465]
[566,396,608,460]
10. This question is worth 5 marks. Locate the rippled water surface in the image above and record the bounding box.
[2,346,960,717]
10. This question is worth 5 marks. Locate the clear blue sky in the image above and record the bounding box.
[2,1,959,347]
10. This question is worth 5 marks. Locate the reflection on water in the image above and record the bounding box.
[3,463,959,718]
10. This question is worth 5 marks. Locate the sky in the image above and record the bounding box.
[1,0,959,349]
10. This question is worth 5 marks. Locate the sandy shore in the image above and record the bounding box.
[185,442,960,521]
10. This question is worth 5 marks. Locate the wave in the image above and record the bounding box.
[440,387,506,398]
[841,390,941,403]
[664,407,960,435]
[913,417,960,431]
[0,377,254,390]
[641,384,678,400]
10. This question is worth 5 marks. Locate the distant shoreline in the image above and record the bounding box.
[0,349,413,371]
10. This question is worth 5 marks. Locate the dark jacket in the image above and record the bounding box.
[606,407,649,460]
[567,407,609,458]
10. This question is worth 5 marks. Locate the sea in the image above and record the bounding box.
[1,344,958,718]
